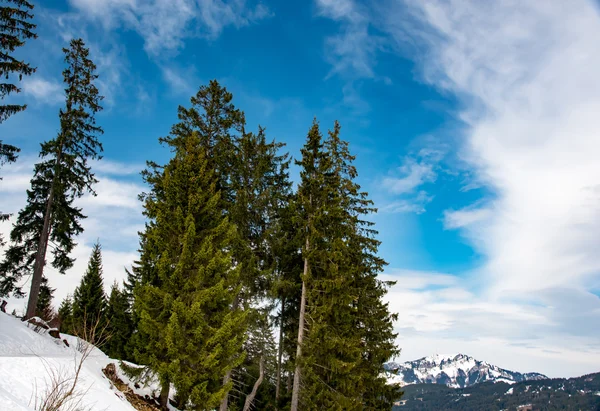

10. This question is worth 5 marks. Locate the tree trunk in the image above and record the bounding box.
[290,237,309,411]
[276,297,285,405]
[219,370,232,411]
[25,147,63,320]
[243,356,265,411]
[159,381,170,411]
[25,185,55,320]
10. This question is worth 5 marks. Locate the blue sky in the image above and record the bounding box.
[2,0,600,378]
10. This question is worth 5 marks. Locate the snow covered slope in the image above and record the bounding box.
[384,353,547,388]
[0,312,137,411]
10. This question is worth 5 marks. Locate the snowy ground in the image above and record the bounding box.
[0,312,141,411]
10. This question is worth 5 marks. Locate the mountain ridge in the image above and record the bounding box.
[385,353,547,388]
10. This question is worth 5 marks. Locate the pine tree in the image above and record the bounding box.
[35,276,55,322]
[291,120,401,409]
[104,281,133,360]
[57,295,74,335]
[290,119,330,411]
[133,112,247,410]
[0,38,104,320]
[0,0,37,123]
[72,242,107,335]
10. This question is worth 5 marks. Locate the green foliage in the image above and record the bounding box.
[35,276,55,322]
[133,89,249,409]
[0,38,104,301]
[57,295,74,335]
[72,242,107,333]
[104,281,133,360]
[0,0,37,123]
[293,120,400,410]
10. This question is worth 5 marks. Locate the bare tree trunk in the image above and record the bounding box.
[219,370,232,411]
[25,185,55,320]
[25,147,63,320]
[159,381,170,411]
[291,237,309,411]
[276,297,285,405]
[243,356,265,411]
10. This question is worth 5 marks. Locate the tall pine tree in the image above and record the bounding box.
[291,119,330,411]
[72,242,107,335]
[133,109,247,410]
[291,120,401,410]
[0,38,104,320]
[0,0,37,123]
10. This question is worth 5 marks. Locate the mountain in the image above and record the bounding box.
[393,373,600,410]
[385,353,547,388]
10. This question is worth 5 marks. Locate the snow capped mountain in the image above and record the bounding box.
[384,353,547,388]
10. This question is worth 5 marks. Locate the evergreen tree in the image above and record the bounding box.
[133,113,247,410]
[0,0,37,123]
[291,120,401,410]
[35,276,55,322]
[0,38,104,320]
[57,295,74,335]
[290,119,330,411]
[72,242,107,334]
[104,281,133,360]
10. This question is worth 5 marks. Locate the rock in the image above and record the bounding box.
[104,363,118,383]
[48,329,61,339]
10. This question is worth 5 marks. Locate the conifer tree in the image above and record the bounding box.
[35,276,55,322]
[0,38,104,320]
[133,116,247,410]
[72,242,107,333]
[57,295,74,335]
[291,119,330,411]
[104,281,133,360]
[291,120,401,409]
[0,0,37,123]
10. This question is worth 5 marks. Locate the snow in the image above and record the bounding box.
[385,353,543,388]
[505,387,514,395]
[0,312,136,411]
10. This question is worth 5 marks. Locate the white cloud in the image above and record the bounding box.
[161,66,197,95]
[443,206,492,229]
[383,268,600,377]
[22,78,63,105]
[380,190,433,214]
[370,0,600,376]
[67,0,272,56]
[383,160,436,194]
[316,0,379,79]
[0,156,144,310]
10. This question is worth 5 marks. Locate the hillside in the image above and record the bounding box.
[393,373,600,410]
[0,312,160,411]
[385,354,547,388]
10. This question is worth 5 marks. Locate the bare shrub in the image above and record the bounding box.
[30,311,111,411]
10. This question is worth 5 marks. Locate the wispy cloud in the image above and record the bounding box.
[380,190,433,214]
[161,65,197,95]
[22,78,63,105]
[375,0,600,375]
[315,0,380,79]
[380,147,443,213]
[67,0,272,56]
